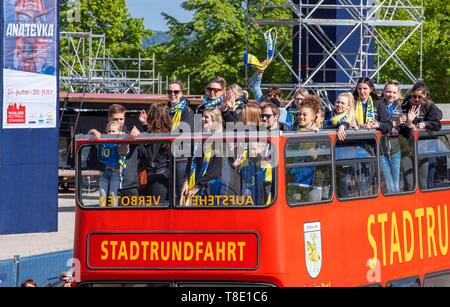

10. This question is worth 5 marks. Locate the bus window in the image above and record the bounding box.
[379,134,415,195]
[176,139,276,208]
[386,276,421,287]
[78,141,172,208]
[418,134,450,191]
[285,139,332,205]
[335,138,378,200]
[423,270,450,287]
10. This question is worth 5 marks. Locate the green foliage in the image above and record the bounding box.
[60,0,154,57]
[59,0,163,92]
[58,0,448,101]
[375,0,449,103]
[157,0,293,95]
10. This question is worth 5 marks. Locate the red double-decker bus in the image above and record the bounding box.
[72,125,450,287]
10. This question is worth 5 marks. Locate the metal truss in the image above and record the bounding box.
[59,31,156,94]
[245,0,424,105]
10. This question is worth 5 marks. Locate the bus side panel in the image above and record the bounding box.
[73,204,289,285]
[283,186,450,286]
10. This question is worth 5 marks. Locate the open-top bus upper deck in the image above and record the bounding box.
[73,125,450,287]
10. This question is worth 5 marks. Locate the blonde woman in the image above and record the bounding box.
[202,108,223,133]
[221,84,249,123]
[240,102,261,126]
[379,81,404,193]
[285,88,309,129]
[181,108,223,198]
[324,92,357,141]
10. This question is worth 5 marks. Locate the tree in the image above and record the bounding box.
[60,0,154,57]
[375,0,449,103]
[59,0,160,92]
[158,0,293,95]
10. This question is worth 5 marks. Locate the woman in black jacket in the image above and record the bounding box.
[140,81,194,133]
[139,81,194,199]
[166,81,194,133]
[402,81,442,190]
[402,81,442,132]
[136,104,172,200]
[352,77,392,134]
[196,77,226,114]
[350,77,391,196]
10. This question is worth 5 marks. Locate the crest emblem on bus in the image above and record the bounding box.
[304,222,322,278]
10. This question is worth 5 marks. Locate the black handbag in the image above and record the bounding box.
[147,167,169,182]
[143,143,170,183]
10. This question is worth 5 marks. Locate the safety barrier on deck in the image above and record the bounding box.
[0,250,73,287]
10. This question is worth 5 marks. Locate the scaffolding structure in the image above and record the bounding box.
[59,31,157,94]
[245,0,424,104]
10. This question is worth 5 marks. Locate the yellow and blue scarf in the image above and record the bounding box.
[355,96,375,125]
[234,98,245,110]
[297,123,315,131]
[327,110,348,126]
[188,142,213,190]
[201,95,223,110]
[167,98,187,131]
[243,28,277,70]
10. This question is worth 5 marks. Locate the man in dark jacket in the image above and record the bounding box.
[261,101,291,132]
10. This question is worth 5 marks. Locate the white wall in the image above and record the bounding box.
[437,104,450,121]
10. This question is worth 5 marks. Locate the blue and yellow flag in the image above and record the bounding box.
[188,143,214,190]
[285,107,299,129]
[243,28,277,70]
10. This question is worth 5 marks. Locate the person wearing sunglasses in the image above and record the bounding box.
[402,81,442,190]
[250,59,290,124]
[352,77,391,134]
[165,81,194,197]
[139,80,194,133]
[261,102,291,131]
[166,81,194,132]
[196,77,226,114]
[138,81,194,199]
[402,81,442,132]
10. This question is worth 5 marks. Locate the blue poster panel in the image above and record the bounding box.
[0,0,59,235]
[2,0,57,128]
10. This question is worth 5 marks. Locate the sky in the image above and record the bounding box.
[126,0,193,32]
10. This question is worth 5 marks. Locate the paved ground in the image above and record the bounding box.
[0,191,75,260]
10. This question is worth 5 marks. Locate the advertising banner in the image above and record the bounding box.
[2,0,57,128]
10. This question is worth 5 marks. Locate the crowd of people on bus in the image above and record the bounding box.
[85,64,443,206]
